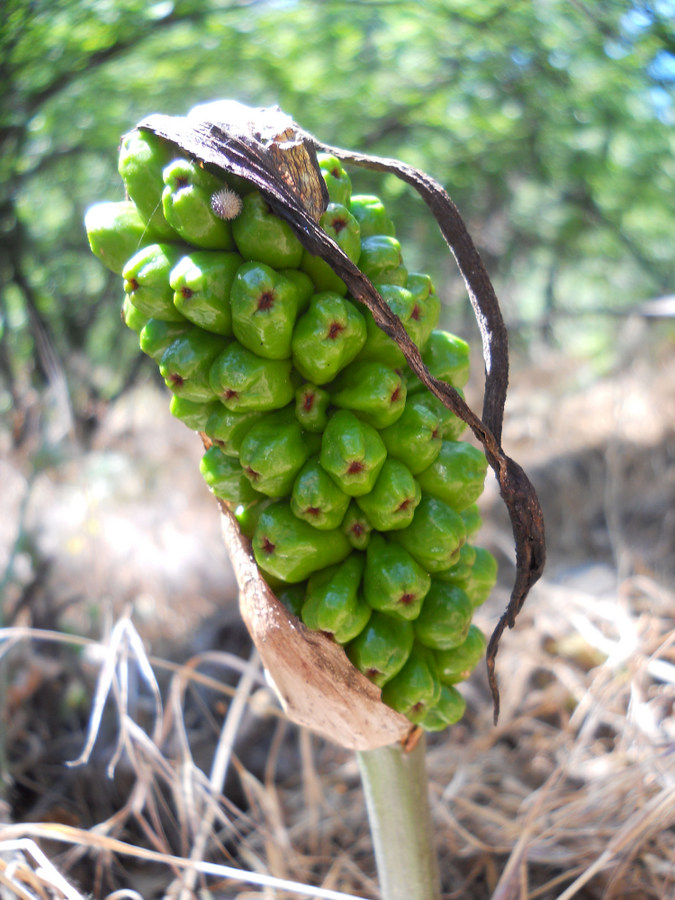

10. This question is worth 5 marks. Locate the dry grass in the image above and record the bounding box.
[1,334,673,899]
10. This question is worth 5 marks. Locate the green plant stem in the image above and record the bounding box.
[357,733,441,900]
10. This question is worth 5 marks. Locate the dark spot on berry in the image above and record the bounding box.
[127,278,139,291]
[303,392,315,411]
[351,522,364,537]
[327,321,344,339]
[397,497,411,511]
[431,427,440,440]
[168,373,184,386]
[411,303,421,321]
[399,592,416,605]
[306,506,321,517]
[365,668,382,680]
[261,536,275,554]
[176,176,189,189]
[347,460,365,474]
[224,389,238,400]
[257,291,274,311]
[332,217,347,234]
[244,466,260,481]
[181,287,193,298]
[330,167,341,178]
[410,701,427,716]
[390,386,401,403]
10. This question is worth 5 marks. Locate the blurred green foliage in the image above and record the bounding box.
[1,0,674,441]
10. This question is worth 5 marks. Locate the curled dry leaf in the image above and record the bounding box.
[144,102,546,735]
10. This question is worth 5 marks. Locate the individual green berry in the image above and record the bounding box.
[159,330,225,401]
[85,201,170,276]
[379,394,443,475]
[330,360,406,429]
[203,405,266,457]
[294,383,331,433]
[435,624,487,684]
[162,158,235,250]
[413,580,473,650]
[122,294,150,334]
[463,546,498,609]
[405,273,441,349]
[363,534,431,621]
[341,501,373,550]
[348,194,395,238]
[388,494,466,573]
[461,504,482,538]
[435,543,477,583]
[123,243,188,321]
[417,684,466,731]
[252,500,351,583]
[276,582,307,618]
[231,190,304,269]
[413,390,468,441]
[355,285,420,367]
[118,129,178,240]
[301,553,367,642]
[408,329,470,392]
[355,458,421,532]
[279,268,314,313]
[138,318,195,360]
[209,341,295,411]
[291,456,351,530]
[200,445,263,505]
[301,203,361,295]
[317,153,352,207]
[358,234,408,286]
[416,440,488,513]
[239,409,309,498]
[380,643,441,725]
[346,611,414,687]
[170,251,241,335]
[320,410,387,497]
[230,261,301,359]
[233,497,274,538]
[169,396,220,431]
[291,293,367,385]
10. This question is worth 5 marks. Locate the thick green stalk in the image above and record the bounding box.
[357,734,441,900]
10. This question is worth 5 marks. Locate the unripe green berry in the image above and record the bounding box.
[320,410,387,497]
[363,534,430,621]
[291,456,351,530]
[232,190,304,268]
[123,243,188,321]
[209,341,295,411]
[170,250,241,335]
[331,360,406,430]
[346,610,414,687]
[162,158,235,250]
[355,458,421,532]
[416,440,488,513]
[435,624,487,684]
[231,261,301,359]
[239,409,309,498]
[413,580,473,651]
[388,494,466,573]
[317,153,352,207]
[292,293,367,385]
[252,501,351,583]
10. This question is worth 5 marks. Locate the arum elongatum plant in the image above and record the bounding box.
[123,102,546,899]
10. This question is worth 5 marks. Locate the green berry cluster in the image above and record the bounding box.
[85,128,498,732]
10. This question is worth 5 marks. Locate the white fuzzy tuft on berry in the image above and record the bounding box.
[211,187,243,220]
